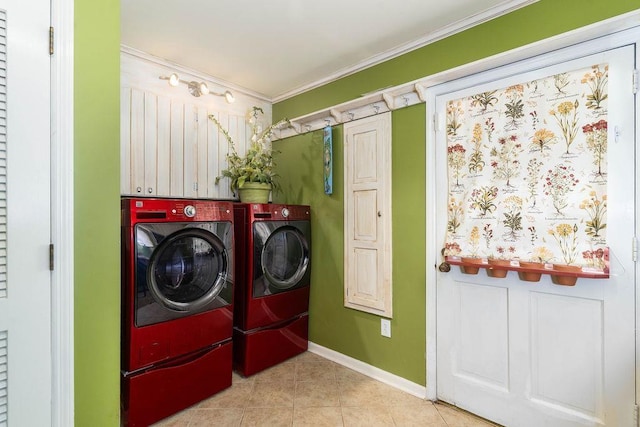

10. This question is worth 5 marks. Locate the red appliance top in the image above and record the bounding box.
[242,203,310,221]
[122,198,234,225]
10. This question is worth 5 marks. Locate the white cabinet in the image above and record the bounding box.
[343,113,393,318]
[120,87,247,199]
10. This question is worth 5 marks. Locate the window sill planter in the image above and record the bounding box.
[445,256,608,286]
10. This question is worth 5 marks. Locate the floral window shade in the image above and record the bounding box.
[444,63,608,271]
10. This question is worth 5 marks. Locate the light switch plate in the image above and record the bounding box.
[381,318,391,338]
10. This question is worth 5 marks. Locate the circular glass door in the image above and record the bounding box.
[260,226,310,291]
[147,228,228,312]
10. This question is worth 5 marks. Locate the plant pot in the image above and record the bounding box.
[487,259,511,278]
[460,257,484,275]
[517,261,544,282]
[237,182,272,203]
[551,264,582,286]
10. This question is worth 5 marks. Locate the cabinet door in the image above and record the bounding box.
[156,96,171,196]
[183,104,198,198]
[129,88,146,195]
[169,101,184,197]
[143,92,158,196]
[121,88,159,196]
[343,113,392,318]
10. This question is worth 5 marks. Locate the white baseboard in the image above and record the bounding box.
[308,341,427,399]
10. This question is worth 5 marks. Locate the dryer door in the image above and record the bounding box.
[135,222,233,326]
[253,221,311,297]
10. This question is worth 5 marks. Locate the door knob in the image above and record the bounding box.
[438,262,451,273]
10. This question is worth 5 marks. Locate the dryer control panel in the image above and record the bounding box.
[247,203,310,221]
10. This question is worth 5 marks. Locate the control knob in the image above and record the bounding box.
[184,205,196,218]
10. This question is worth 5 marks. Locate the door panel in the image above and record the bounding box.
[435,45,635,426]
[0,0,52,424]
[529,292,603,419]
[455,283,509,391]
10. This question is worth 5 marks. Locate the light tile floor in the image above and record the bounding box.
[153,351,499,427]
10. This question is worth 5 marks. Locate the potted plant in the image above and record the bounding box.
[209,106,289,203]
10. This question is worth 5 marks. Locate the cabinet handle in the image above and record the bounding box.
[147,187,153,194]
[136,187,142,193]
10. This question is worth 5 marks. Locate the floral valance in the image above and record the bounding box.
[444,63,608,271]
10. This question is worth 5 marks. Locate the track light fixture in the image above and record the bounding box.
[159,73,235,103]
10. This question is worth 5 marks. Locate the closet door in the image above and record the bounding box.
[0,0,53,424]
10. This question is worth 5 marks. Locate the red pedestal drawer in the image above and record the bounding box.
[122,340,232,427]
[233,314,308,377]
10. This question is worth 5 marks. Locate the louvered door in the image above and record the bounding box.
[0,1,52,425]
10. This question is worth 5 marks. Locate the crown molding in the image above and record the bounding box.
[120,44,271,102]
[273,8,640,141]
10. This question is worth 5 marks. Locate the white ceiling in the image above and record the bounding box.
[121,0,535,101]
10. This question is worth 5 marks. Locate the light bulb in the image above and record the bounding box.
[168,73,180,87]
[199,82,209,95]
[224,90,235,103]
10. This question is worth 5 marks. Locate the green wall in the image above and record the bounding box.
[74,0,121,425]
[69,0,640,424]
[273,0,639,386]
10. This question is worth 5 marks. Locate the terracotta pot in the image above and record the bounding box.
[551,264,582,286]
[487,268,508,278]
[487,259,511,278]
[460,257,484,275]
[551,275,578,286]
[460,265,479,274]
[517,261,543,282]
[518,271,542,282]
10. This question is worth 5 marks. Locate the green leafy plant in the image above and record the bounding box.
[209,107,289,194]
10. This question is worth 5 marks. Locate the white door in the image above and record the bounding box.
[343,113,393,318]
[434,45,635,426]
[0,0,52,425]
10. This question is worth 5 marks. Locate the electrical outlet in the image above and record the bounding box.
[381,318,391,338]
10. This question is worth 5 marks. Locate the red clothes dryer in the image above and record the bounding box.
[121,198,234,427]
[233,203,311,376]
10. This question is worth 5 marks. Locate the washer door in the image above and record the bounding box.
[135,223,232,326]
[253,221,311,297]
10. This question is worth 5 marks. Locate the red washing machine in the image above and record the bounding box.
[121,198,234,427]
[233,203,311,376]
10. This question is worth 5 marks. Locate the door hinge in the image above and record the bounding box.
[433,113,441,132]
[633,236,638,263]
[49,26,54,55]
[49,243,54,271]
[633,404,638,427]
[633,69,639,94]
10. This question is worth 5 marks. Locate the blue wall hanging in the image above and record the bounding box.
[323,125,333,195]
